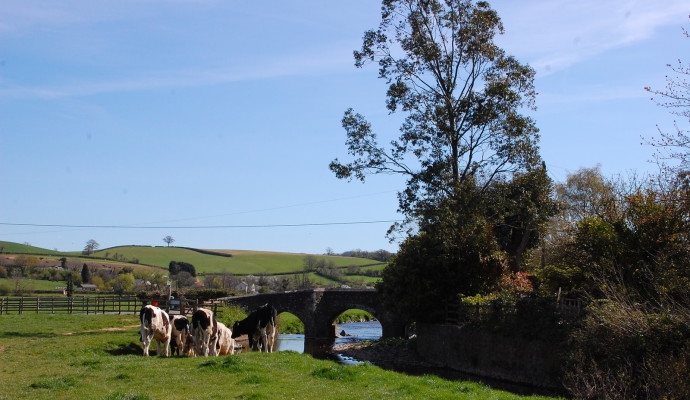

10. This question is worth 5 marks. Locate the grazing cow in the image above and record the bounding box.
[192,308,218,357]
[139,305,172,357]
[170,315,193,356]
[215,321,236,356]
[231,303,277,353]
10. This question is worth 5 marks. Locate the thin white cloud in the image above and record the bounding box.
[495,0,688,74]
[0,49,355,99]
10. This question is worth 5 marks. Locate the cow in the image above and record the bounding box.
[215,321,236,356]
[170,315,193,356]
[192,307,218,357]
[139,305,172,357]
[231,303,277,353]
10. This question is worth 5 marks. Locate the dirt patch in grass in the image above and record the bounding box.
[63,325,139,336]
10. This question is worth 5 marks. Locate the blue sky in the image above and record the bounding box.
[0,1,687,254]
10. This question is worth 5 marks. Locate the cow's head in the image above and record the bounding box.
[231,321,241,338]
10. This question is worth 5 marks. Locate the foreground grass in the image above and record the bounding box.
[0,314,561,400]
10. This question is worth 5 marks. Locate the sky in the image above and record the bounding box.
[0,1,687,254]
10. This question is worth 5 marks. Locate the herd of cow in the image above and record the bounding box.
[139,303,278,357]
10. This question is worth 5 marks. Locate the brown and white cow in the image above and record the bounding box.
[215,321,236,356]
[139,305,172,357]
[170,315,193,356]
[192,307,218,357]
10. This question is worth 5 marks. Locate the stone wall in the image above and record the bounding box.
[417,323,563,389]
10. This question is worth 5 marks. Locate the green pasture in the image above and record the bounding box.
[0,278,66,293]
[89,246,382,275]
[1,241,385,277]
[0,314,560,400]
[0,241,64,255]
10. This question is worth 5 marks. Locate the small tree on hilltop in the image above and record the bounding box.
[163,235,175,247]
[83,239,99,255]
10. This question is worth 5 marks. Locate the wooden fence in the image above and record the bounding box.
[0,296,142,315]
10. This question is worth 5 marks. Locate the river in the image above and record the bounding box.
[275,321,382,363]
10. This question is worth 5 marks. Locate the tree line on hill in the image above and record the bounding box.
[337,249,393,262]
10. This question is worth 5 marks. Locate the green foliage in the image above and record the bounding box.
[555,187,690,304]
[214,305,248,329]
[184,288,233,300]
[277,313,304,334]
[81,264,91,284]
[335,309,375,324]
[564,300,690,399]
[377,206,508,323]
[459,292,564,341]
[169,260,196,277]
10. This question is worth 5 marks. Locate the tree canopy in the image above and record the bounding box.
[330,0,541,232]
[331,0,551,320]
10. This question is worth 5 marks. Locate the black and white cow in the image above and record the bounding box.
[231,303,277,353]
[170,315,193,356]
[192,307,218,357]
[139,305,172,357]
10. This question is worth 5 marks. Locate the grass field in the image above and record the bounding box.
[88,246,381,274]
[0,278,67,293]
[0,241,64,255]
[1,241,384,276]
[0,314,561,400]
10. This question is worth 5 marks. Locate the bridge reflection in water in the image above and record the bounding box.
[276,321,382,361]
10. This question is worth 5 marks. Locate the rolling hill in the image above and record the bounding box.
[0,241,385,276]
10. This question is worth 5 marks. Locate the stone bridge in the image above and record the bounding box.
[217,288,407,340]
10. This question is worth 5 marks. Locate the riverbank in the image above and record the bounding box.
[332,338,566,398]
[333,338,434,370]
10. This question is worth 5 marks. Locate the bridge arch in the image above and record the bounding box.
[217,288,407,340]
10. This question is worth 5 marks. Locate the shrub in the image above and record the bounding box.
[563,300,690,399]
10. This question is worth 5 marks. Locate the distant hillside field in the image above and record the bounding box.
[88,246,383,275]
[0,241,385,277]
[0,241,64,255]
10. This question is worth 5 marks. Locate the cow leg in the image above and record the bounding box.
[163,337,171,357]
[259,327,268,353]
[142,336,151,356]
[267,325,276,353]
[210,334,219,357]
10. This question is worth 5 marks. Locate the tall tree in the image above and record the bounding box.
[331,1,544,313]
[80,264,91,284]
[330,0,540,232]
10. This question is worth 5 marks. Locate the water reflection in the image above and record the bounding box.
[275,321,382,363]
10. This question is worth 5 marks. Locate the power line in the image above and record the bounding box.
[0,220,403,230]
